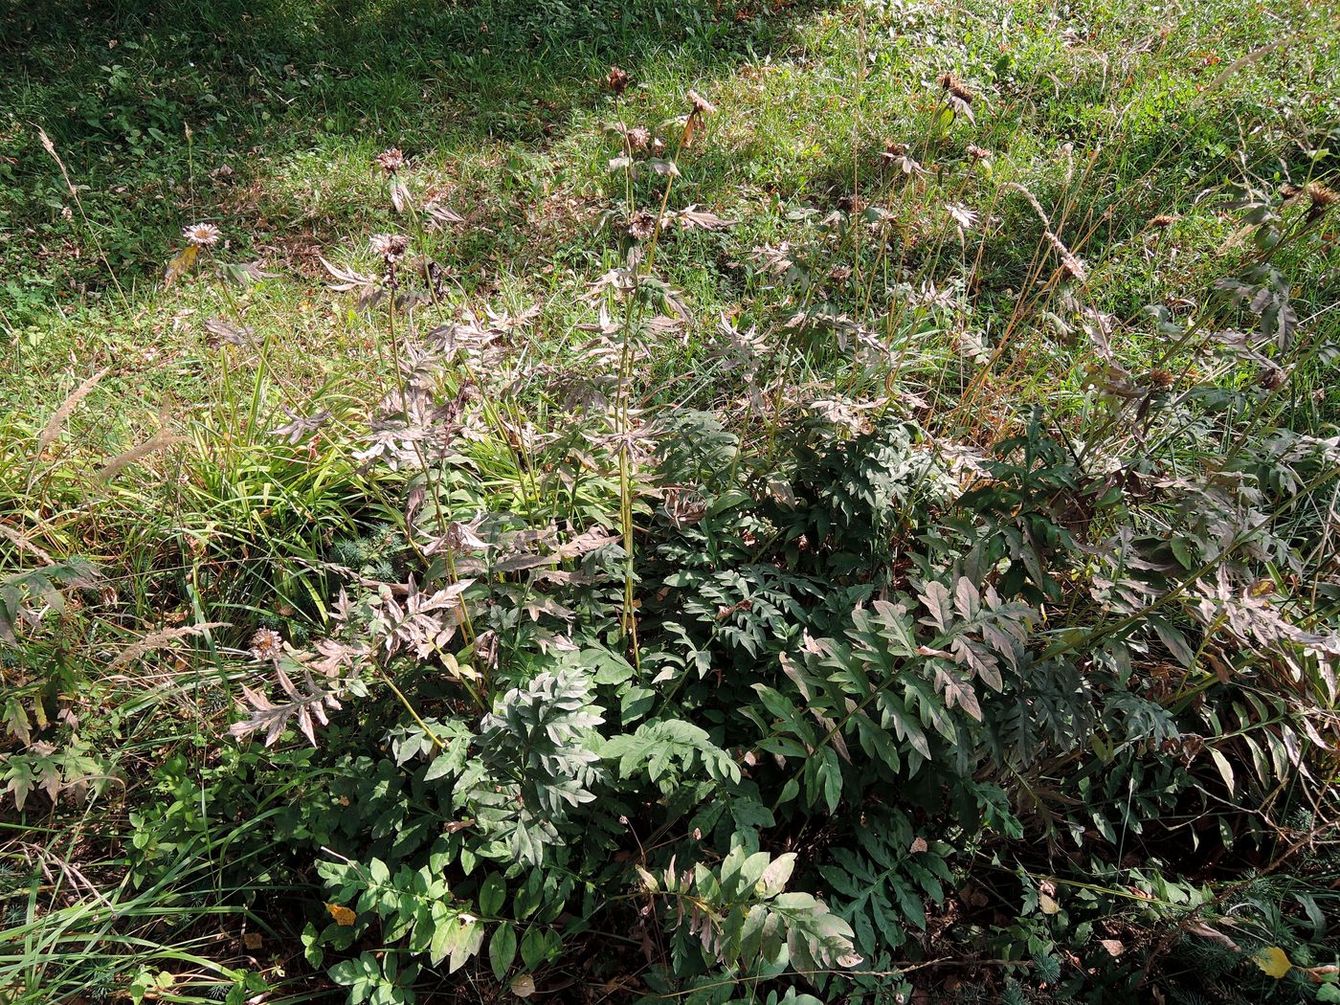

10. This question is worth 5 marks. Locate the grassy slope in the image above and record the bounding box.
[1,0,1338,1001]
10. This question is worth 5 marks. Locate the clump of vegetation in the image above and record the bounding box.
[2,0,1338,1003]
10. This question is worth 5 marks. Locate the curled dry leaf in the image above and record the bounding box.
[510,974,537,998]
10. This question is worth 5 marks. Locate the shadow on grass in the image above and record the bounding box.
[0,0,819,314]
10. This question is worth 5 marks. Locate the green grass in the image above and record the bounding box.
[2,0,1339,1002]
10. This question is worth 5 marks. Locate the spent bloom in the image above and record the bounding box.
[627,209,658,241]
[686,89,716,116]
[375,147,406,175]
[249,628,284,662]
[625,125,651,151]
[606,66,630,95]
[1305,182,1338,222]
[369,233,409,263]
[183,222,221,248]
[937,73,976,121]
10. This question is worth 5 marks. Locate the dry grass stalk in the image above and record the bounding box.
[106,622,229,671]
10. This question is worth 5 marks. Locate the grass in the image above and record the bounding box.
[2,0,1339,1002]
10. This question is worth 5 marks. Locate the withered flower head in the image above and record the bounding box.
[183,222,221,248]
[1150,214,1177,228]
[686,89,717,116]
[606,66,630,94]
[1146,368,1174,389]
[627,209,658,240]
[249,627,283,662]
[966,143,993,160]
[1258,364,1287,390]
[882,141,924,176]
[625,125,651,151]
[1306,182,1338,222]
[369,233,409,263]
[938,73,974,104]
[375,147,405,175]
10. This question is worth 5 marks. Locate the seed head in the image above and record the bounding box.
[249,628,283,662]
[183,222,221,248]
[625,125,651,151]
[375,147,405,175]
[1306,182,1338,222]
[687,89,716,116]
[1150,214,1177,228]
[938,73,974,104]
[1146,368,1174,389]
[369,233,408,263]
[606,66,630,95]
[627,209,657,241]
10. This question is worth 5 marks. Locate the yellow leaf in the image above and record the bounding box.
[163,244,200,288]
[1254,945,1292,979]
[326,903,356,927]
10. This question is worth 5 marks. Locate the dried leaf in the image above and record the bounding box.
[1186,921,1240,951]
[326,903,356,926]
[163,244,200,287]
[510,974,536,998]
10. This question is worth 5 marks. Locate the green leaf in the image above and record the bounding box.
[479,873,506,917]
[520,926,549,969]
[490,924,518,981]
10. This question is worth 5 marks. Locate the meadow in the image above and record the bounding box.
[1,0,1338,1002]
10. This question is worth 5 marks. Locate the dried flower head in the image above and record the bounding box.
[937,73,976,122]
[965,143,993,160]
[375,147,405,175]
[1305,182,1338,222]
[1146,368,1174,389]
[369,233,408,263]
[882,141,924,176]
[1258,364,1287,390]
[686,89,717,116]
[183,222,221,248]
[627,209,658,240]
[938,73,974,104]
[1150,214,1178,228]
[606,66,630,95]
[249,627,284,662]
[625,125,651,151]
